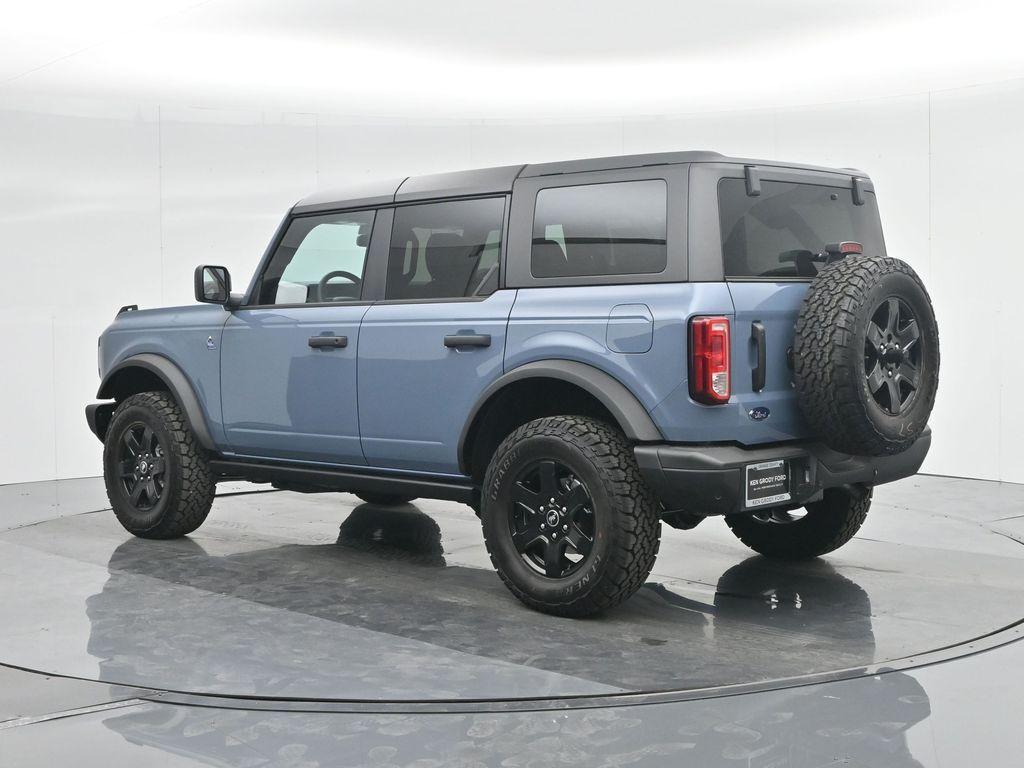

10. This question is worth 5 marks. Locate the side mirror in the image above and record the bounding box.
[194,265,232,305]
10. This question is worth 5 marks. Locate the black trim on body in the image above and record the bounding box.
[94,353,216,450]
[85,402,116,441]
[635,427,931,516]
[209,459,478,506]
[458,360,664,475]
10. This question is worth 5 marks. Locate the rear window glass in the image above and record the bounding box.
[719,179,885,278]
[532,180,667,278]
[386,197,505,300]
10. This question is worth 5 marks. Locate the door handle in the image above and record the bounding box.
[308,335,348,349]
[751,321,766,392]
[444,334,491,348]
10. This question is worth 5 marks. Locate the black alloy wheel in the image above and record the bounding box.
[117,422,167,511]
[480,415,661,617]
[508,459,596,578]
[103,391,216,539]
[864,296,922,415]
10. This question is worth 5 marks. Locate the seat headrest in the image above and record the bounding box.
[425,232,470,281]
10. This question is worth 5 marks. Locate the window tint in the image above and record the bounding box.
[531,180,667,278]
[257,210,375,305]
[719,179,885,278]
[386,197,505,300]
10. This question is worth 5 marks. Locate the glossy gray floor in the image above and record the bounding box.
[1,474,1023,766]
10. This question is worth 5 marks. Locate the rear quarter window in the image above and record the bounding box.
[719,178,885,279]
[531,179,667,278]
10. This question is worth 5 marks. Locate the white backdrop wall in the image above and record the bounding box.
[0,80,1016,485]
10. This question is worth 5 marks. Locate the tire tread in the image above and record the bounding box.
[105,391,215,539]
[481,415,660,617]
[794,254,938,456]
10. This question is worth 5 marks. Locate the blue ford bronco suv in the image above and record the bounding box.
[86,151,939,616]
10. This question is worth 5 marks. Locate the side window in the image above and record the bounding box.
[531,180,667,278]
[256,210,375,305]
[386,197,505,300]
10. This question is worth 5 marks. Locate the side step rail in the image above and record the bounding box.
[209,459,479,505]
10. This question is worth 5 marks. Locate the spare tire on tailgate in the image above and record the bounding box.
[793,254,939,457]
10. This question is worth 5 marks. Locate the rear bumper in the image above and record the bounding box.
[635,427,931,516]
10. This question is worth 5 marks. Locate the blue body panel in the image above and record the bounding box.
[725,281,810,441]
[98,305,230,443]
[357,291,517,473]
[647,281,809,444]
[96,279,810,469]
[219,304,369,464]
[606,304,654,354]
[505,283,730,436]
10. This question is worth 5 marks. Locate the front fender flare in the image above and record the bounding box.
[458,360,663,474]
[97,353,216,450]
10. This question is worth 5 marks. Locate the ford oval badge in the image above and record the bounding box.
[748,406,771,421]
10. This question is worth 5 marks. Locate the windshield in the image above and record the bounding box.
[719,178,885,278]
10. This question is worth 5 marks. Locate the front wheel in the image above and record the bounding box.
[103,391,216,539]
[724,486,872,560]
[480,416,661,617]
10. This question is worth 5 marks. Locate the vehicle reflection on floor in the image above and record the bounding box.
[92,674,930,768]
[7,474,1021,765]
[86,504,930,765]
[82,501,913,698]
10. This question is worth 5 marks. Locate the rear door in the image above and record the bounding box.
[357,196,513,474]
[697,164,886,444]
[220,208,382,464]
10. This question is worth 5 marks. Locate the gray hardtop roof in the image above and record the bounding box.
[292,151,866,214]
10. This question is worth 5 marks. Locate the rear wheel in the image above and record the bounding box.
[724,486,872,560]
[481,416,660,617]
[103,392,215,539]
[354,492,417,506]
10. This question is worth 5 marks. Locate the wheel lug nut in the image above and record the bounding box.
[562,524,568,531]
[540,523,546,530]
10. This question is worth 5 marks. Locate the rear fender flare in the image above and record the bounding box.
[458,360,663,474]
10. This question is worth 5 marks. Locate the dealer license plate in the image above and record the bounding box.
[744,459,791,508]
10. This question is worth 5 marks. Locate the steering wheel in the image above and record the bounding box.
[316,270,362,302]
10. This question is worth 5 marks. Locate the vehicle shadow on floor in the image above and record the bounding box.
[83,503,897,693]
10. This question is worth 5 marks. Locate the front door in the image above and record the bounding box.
[220,208,378,464]
[358,196,513,474]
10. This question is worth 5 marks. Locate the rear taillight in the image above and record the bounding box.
[690,316,731,404]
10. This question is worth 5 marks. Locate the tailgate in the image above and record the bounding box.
[726,281,810,445]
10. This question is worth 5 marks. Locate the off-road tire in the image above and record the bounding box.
[793,254,939,456]
[354,492,417,506]
[103,391,215,539]
[725,486,872,560]
[481,416,661,617]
